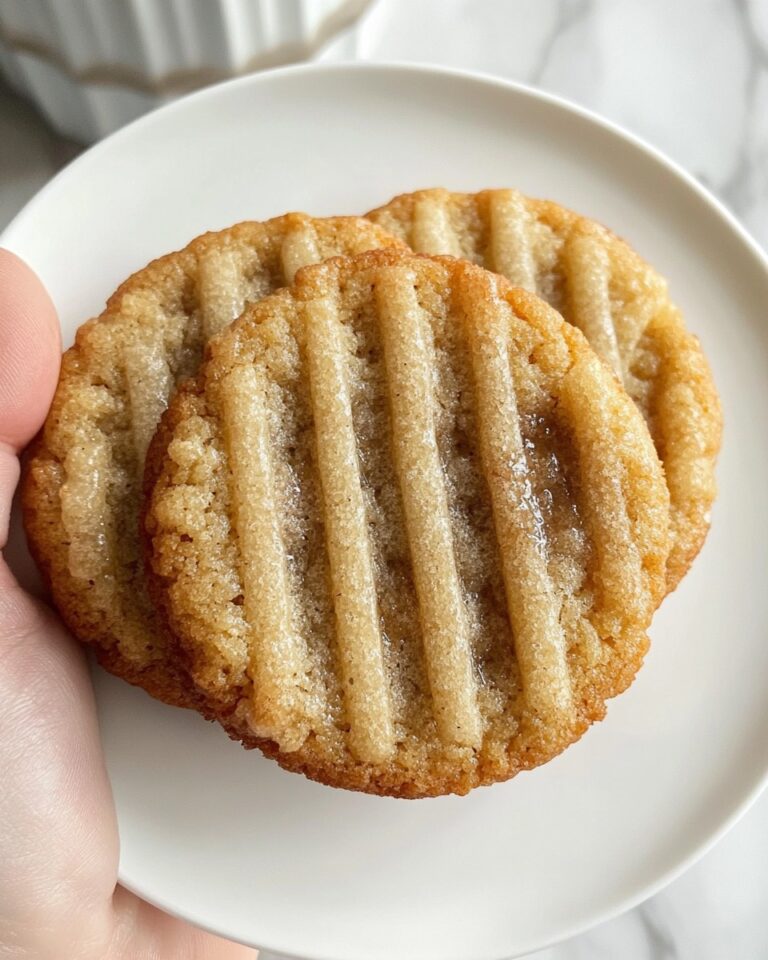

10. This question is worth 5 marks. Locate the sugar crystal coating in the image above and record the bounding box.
[145,250,670,797]
[22,215,406,705]
[367,188,723,589]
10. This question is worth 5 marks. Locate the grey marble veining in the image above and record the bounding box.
[323,0,768,249]
[0,2,767,958]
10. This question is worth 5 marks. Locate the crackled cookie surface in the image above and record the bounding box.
[23,215,405,706]
[145,250,669,796]
[367,188,722,589]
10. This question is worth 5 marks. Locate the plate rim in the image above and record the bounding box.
[3,60,768,960]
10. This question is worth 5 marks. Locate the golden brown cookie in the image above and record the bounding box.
[144,249,670,797]
[367,188,722,590]
[23,214,406,707]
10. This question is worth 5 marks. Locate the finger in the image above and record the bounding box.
[0,251,256,960]
[0,455,18,554]
[0,254,115,951]
[0,249,61,453]
[0,580,119,956]
[0,250,60,551]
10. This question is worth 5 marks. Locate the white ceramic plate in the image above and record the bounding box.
[3,63,768,960]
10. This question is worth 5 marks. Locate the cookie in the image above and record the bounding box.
[367,188,722,589]
[22,214,406,707]
[144,249,669,797]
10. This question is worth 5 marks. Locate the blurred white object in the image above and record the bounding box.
[0,0,371,142]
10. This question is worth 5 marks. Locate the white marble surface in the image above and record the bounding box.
[322,0,768,250]
[1,2,767,958]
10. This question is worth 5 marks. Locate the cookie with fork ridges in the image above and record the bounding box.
[144,249,670,797]
[367,188,722,591]
[22,214,407,708]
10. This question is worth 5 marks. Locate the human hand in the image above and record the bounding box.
[0,250,257,960]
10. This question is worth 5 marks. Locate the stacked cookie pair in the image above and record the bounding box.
[24,190,721,798]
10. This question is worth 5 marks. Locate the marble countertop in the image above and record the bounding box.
[1,1,766,958]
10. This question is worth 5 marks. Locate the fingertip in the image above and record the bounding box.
[0,250,61,452]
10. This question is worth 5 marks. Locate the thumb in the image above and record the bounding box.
[0,252,118,955]
[0,251,257,959]
[0,250,60,452]
[0,250,60,556]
